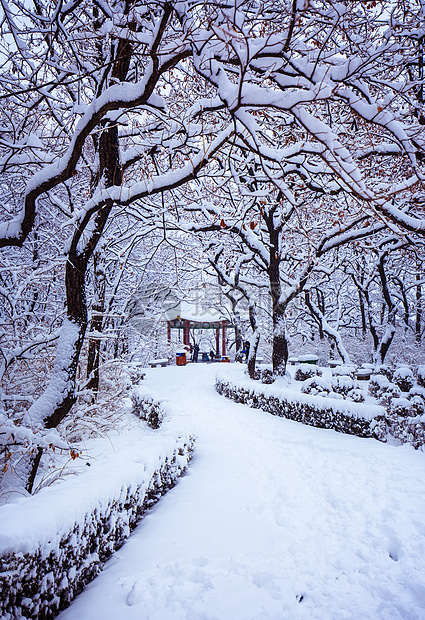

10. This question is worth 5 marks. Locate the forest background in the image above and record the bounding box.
[1,0,425,497]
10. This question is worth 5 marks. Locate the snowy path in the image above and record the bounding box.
[59,364,425,620]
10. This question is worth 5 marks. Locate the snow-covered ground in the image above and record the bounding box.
[59,363,425,620]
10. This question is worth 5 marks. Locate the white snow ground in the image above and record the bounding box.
[58,363,425,620]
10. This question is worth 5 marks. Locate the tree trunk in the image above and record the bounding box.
[373,252,396,365]
[358,290,367,335]
[317,289,325,339]
[272,305,288,375]
[86,253,106,394]
[416,270,422,344]
[247,303,260,379]
[267,220,288,376]
[233,308,244,363]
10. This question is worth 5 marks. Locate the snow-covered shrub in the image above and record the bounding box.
[389,397,411,418]
[368,374,388,397]
[331,375,355,396]
[369,416,389,442]
[328,376,365,403]
[409,395,425,416]
[417,366,425,388]
[332,365,356,379]
[403,414,425,449]
[393,367,415,393]
[131,388,167,429]
[374,365,394,381]
[409,385,425,400]
[215,374,425,450]
[301,376,331,396]
[127,365,146,385]
[371,390,425,449]
[350,388,365,403]
[261,369,274,384]
[328,391,344,400]
[295,364,321,382]
[377,382,401,409]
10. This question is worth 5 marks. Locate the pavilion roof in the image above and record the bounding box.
[165,301,230,324]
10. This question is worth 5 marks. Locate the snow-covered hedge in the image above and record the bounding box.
[216,369,425,449]
[215,371,386,440]
[0,392,195,620]
[131,385,169,429]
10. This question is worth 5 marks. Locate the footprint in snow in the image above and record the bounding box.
[126,580,145,606]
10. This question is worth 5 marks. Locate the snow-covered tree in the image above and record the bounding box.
[2,0,425,489]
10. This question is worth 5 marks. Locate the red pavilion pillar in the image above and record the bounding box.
[222,320,226,356]
[184,320,190,347]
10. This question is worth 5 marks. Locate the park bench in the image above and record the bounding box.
[148,358,169,368]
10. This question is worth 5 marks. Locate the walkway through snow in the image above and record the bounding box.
[59,364,425,620]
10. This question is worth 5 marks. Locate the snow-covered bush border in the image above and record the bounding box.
[216,373,425,449]
[131,385,168,429]
[215,375,386,441]
[0,392,195,620]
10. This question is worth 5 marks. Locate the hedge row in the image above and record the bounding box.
[215,376,386,440]
[131,386,168,429]
[0,393,195,620]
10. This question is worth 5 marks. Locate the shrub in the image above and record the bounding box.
[393,367,415,393]
[389,397,411,417]
[261,369,275,384]
[215,376,380,439]
[417,366,425,388]
[377,382,401,409]
[332,366,356,380]
[131,389,166,429]
[404,415,425,449]
[328,391,344,400]
[409,385,425,399]
[301,376,331,396]
[331,375,355,396]
[350,388,365,403]
[295,364,321,382]
[374,365,394,381]
[409,395,425,416]
[368,374,388,397]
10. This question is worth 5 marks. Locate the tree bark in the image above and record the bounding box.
[416,269,422,344]
[373,252,396,364]
[86,253,106,394]
[247,303,260,379]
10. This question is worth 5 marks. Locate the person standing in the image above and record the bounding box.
[193,343,199,363]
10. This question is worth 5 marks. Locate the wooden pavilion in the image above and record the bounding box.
[165,301,232,356]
